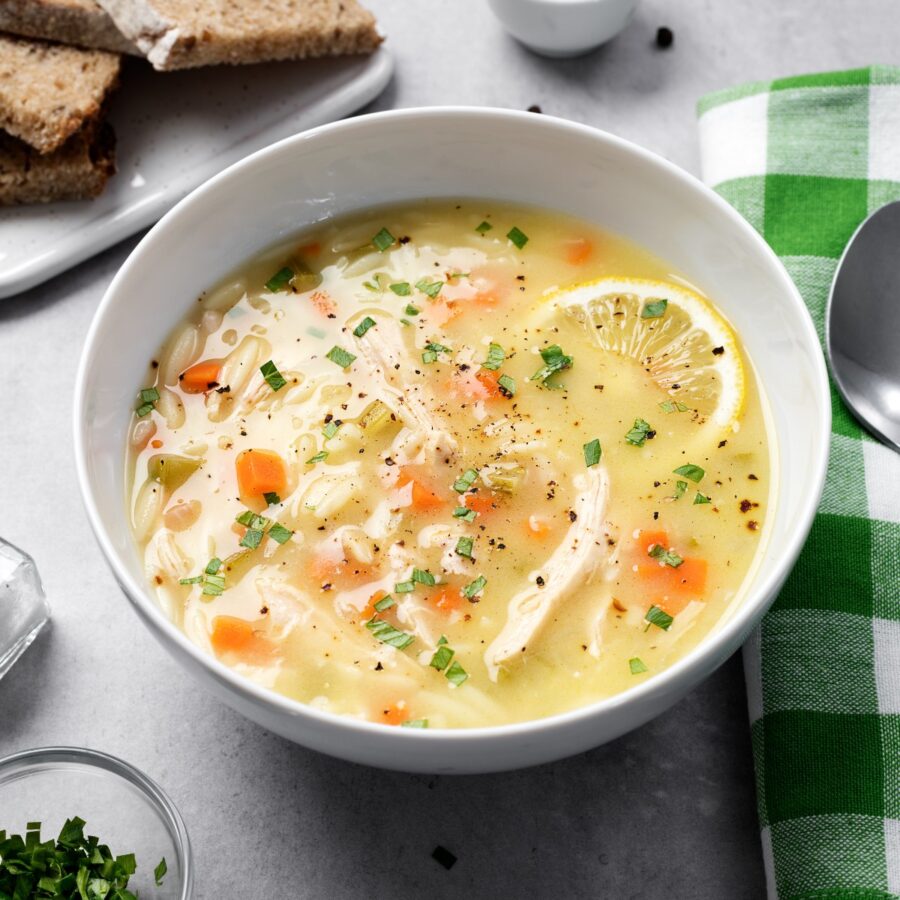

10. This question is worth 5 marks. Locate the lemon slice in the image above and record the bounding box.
[534,277,745,428]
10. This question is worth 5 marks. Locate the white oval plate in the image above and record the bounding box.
[0,48,393,299]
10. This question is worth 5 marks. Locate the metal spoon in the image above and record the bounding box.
[826,200,900,453]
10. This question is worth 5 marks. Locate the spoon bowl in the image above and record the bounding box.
[827,200,900,452]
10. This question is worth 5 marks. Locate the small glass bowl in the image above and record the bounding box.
[0,747,192,898]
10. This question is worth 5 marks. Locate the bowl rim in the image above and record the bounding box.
[0,745,192,898]
[73,105,831,746]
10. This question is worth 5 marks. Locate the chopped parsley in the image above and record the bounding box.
[422,341,451,364]
[452,468,479,493]
[260,359,287,392]
[641,298,668,319]
[673,480,688,499]
[325,345,357,369]
[390,281,412,296]
[645,605,674,631]
[265,265,293,292]
[531,344,573,387]
[401,719,429,729]
[625,418,654,446]
[404,304,420,316]
[135,386,159,417]
[475,220,493,233]
[673,463,705,483]
[482,343,505,371]
[659,399,689,413]
[445,660,469,685]
[155,858,168,886]
[497,374,516,397]
[463,575,487,599]
[648,543,683,568]
[263,491,281,505]
[322,420,341,439]
[374,594,395,612]
[629,657,649,674]
[366,617,414,649]
[0,818,165,899]
[415,278,444,299]
[372,227,396,252]
[583,438,602,467]
[268,523,293,544]
[306,450,329,465]
[353,316,377,337]
[453,506,477,522]
[412,568,436,586]
[430,643,455,671]
[694,492,711,505]
[394,580,414,593]
[455,536,474,559]
[179,556,226,595]
[234,509,292,549]
[507,226,529,249]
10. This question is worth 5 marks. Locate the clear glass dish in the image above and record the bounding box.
[0,747,192,898]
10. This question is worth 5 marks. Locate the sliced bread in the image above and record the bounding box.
[0,34,120,153]
[0,0,136,54]
[0,119,116,204]
[95,0,381,71]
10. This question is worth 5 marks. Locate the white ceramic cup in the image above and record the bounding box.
[487,0,639,57]
[75,108,829,774]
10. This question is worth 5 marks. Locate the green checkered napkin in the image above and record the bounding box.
[698,68,900,900]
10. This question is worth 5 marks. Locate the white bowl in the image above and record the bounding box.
[487,0,638,58]
[74,108,829,774]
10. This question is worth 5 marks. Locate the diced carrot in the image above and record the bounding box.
[525,515,552,538]
[564,238,593,266]
[309,290,337,317]
[475,368,502,397]
[464,491,496,515]
[306,551,372,587]
[429,298,461,326]
[235,449,287,498]
[150,439,163,449]
[397,470,445,510]
[360,589,387,622]
[381,702,409,726]
[431,586,463,613]
[210,616,274,663]
[638,530,670,554]
[179,359,222,393]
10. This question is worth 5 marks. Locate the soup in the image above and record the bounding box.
[127,201,773,729]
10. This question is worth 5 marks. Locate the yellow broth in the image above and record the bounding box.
[126,201,773,728]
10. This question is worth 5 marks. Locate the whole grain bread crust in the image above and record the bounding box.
[0,119,116,204]
[0,34,120,153]
[96,0,381,70]
[0,0,136,54]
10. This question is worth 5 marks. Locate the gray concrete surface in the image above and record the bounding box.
[2,1,894,895]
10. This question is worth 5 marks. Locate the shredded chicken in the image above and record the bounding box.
[484,465,611,680]
[358,320,457,457]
